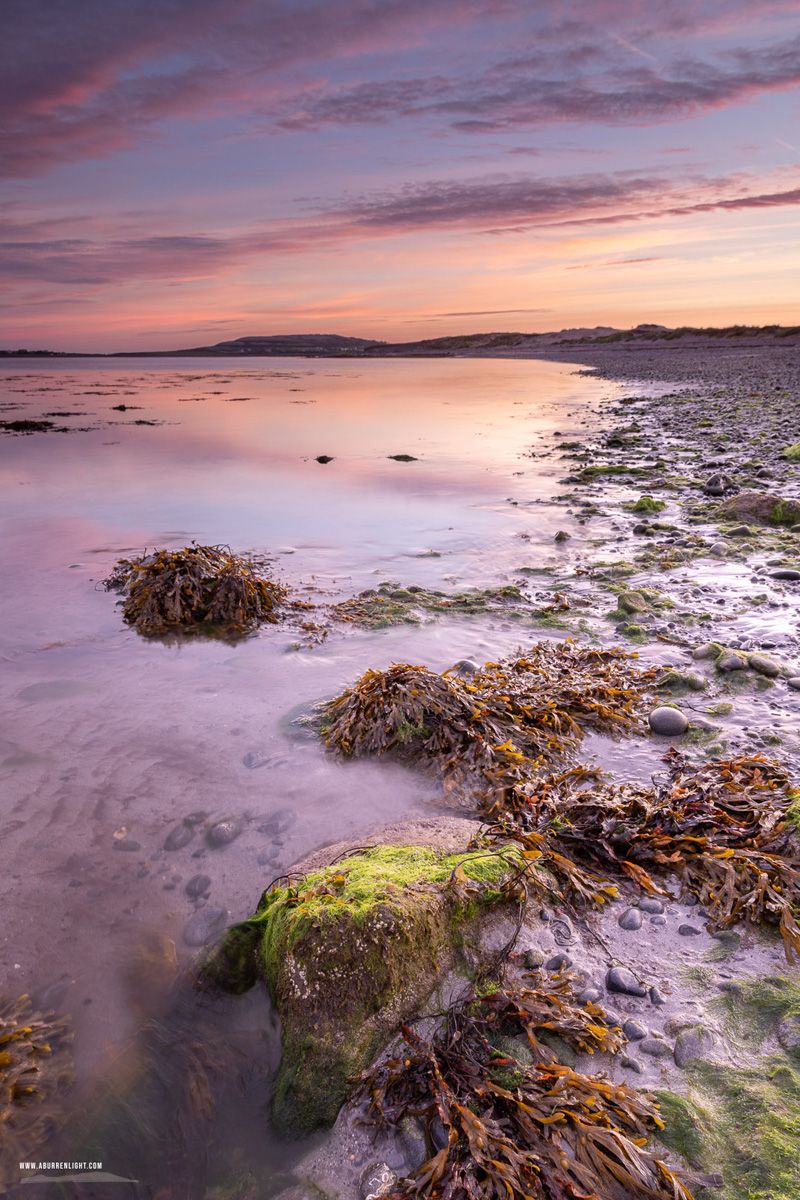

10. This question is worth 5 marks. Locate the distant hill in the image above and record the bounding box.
[115,333,385,357]
[3,324,799,358]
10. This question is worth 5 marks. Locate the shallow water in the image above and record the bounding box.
[1,355,627,1191]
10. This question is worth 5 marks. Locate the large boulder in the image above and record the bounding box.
[717,491,800,528]
[203,831,518,1137]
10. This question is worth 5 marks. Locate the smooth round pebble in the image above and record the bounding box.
[206,819,243,847]
[524,948,544,969]
[113,837,141,852]
[618,908,643,931]
[638,897,665,914]
[546,953,572,971]
[606,967,647,997]
[453,659,479,675]
[650,915,667,926]
[185,873,211,899]
[678,924,702,937]
[648,706,688,736]
[164,824,194,851]
[649,986,666,1006]
[620,1055,644,1074]
[787,677,800,690]
[623,1019,647,1041]
[577,987,602,1006]
[717,651,746,672]
[640,1037,673,1058]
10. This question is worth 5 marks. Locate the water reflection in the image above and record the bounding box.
[0,356,617,1190]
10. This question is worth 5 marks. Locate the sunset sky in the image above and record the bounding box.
[3,0,800,351]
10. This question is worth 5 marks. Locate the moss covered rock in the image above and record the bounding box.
[718,491,800,528]
[204,843,521,1137]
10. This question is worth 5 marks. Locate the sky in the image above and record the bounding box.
[2,0,799,351]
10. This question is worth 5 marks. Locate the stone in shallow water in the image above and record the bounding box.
[453,658,479,675]
[638,896,665,914]
[679,923,702,937]
[258,807,296,836]
[648,706,688,736]
[577,987,602,1005]
[113,837,141,852]
[185,873,211,899]
[618,908,643,931]
[163,824,194,851]
[620,1055,644,1074]
[360,1161,398,1199]
[787,677,800,691]
[606,967,647,997]
[717,651,747,672]
[546,952,572,971]
[623,1019,647,1041]
[206,819,243,847]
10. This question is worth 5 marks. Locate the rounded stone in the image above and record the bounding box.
[640,1037,673,1058]
[787,677,800,690]
[546,953,572,971]
[577,987,602,1006]
[258,807,296,836]
[554,530,571,542]
[163,823,194,851]
[649,986,666,1006]
[524,948,544,969]
[620,1055,644,1074]
[678,924,702,937]
[618,908,644,931]
[674,1025,714,1068]
[709,541,729,557]
[650,915,667,926]
[185,873,211,899]
[717,651,747,672]
[771,569,800,581]
[606,967,647,997]
[638,897,665,914]
[206,819,243,847]
[453,659,479,675]
[648,706,689,736]
[747,653,781,678]
[623,1019,647,1041]
[113,837,141,852]
[691,643,718,661]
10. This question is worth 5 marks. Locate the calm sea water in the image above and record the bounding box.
[0,355,617,1193]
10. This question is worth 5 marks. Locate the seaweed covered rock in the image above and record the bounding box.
[0,995,74,1185]
[717,491,800,528]
[103,543,286,636]
[320,642,655,815]
[204,843,525,1136]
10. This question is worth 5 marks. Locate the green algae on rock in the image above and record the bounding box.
[717,492,800,529]
[203,844,527,1137]
[103,543,287,637]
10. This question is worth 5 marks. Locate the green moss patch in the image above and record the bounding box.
[205,844,522,1137]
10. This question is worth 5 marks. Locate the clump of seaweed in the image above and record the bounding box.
[352,974,696,1200]
[103,543,287,636]
[321,642,656,813]
[0,995,74,1183]
[509,750,800,959]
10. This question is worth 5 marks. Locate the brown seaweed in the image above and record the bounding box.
[322,642,657,812]
[351,974,694,1200]
[496,750,800,959]
[0,994,74,1184]
[103,543,287,636]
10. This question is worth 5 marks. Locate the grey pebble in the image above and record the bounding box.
[606,967,647,997]
[183,905,227,946]
[638,897,665,914]
[650,915,667,926]
[206,819,243,847]
[717,651,747,672]
[620,1055,645,1074]
[649,986,666,1006]
[258,807,296,836]
[787,677,800,690]
[747,653,780,678]
[674,1026,714,1068]
[113,837,141,852]
[453,659,479,675]
[678,924,702,937]
[546,953,572,971]
[623,1019,647,1041]
[648,706,688,736]
[257,846,280,866]
[772,569,800,581]
[163,824,194,851]
[618,908,643,931]
[183,810,209,825]
[577,987,602,1006]
[185,873,211,899]
[524,948,544,969]
[640,1037,673,1058]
